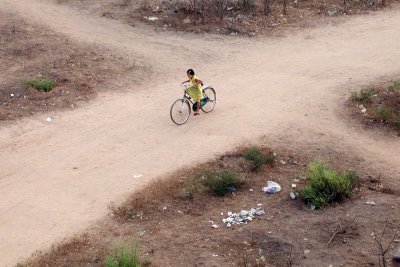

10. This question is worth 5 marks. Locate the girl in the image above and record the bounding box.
[182,69,203,116]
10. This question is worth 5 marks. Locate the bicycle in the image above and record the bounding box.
[170,83,216,125]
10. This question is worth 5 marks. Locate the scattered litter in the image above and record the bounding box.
[133,174,143,178]
[290,192,296,200]
[257,203,263,206]
[280,160,287,165]
[212,253,219,257]
[262,181,281,194]
[359,104,364,109]
[361,108,367,114]
[226,186,236,193]
[327,9,337,16]
[10,93,14,97]
[162,206,167,210]
[304,249,311,255]
[45,117,52,122]
[268,231,272,234]
[291,184,297,189]
[310,204,316,210]
[144,16,158,21]
[249,188,254,192]
[293,178,300,183]
[209,221,220,229]
[222,208,265,227]
[365,201,376,206]
[183,18,191,24]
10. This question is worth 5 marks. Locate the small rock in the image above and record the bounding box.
[290,192,296,199]
[45,117,52,122]
[291,184,297,189]
[304,249,311,255]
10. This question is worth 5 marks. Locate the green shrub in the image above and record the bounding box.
[374,107,392,121]
[299,161,359,209]
[351,88,374,103]
[202,170,243,196]
[104,244,141,267]
[243,147,275,171]
[26,78,54,92]
[351,91,359,102]
[388,80,400,91]
[238,0,255,11]
[394,117,400,128]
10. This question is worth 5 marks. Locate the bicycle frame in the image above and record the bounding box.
[181,83,211,105]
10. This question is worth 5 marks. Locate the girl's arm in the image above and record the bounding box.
[193,78,203,86]
[182,79,190,84]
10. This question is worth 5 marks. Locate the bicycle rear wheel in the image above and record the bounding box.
[170,98,191,125]
[201,87,216,113]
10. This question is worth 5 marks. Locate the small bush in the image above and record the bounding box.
[388,80,400,91]
[26,78,54,92]
[394,117,400,128]
[375,107,392,121]
[243,147,275,171]
[299,161,359,209]
[202,170,243,196]
[351,88,374,103]
[109,204,137,219]
[104,244,141,267]
[238,0,255,11]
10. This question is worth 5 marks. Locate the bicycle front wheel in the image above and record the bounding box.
[170,98,191,125]
[201,87,216,113]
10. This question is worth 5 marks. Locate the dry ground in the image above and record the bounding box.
[0,11,146,121]
[1,0,400,266]
[21,145,400,266]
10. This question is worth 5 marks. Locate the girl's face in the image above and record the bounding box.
[187,73,193,79]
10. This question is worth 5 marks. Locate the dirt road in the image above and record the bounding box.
[1,0,400,265]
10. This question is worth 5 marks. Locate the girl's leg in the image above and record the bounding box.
[194,100,201,115]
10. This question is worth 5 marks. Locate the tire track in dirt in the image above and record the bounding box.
[0,0,400,265]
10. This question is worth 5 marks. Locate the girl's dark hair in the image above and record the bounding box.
[187,69,195,75]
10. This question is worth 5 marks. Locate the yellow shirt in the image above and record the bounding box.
[190,75,202,90]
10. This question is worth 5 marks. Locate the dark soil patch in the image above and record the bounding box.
[0,11,144,121]
[19,145,400,267]
[349,78,400,136]
[57,0,400,36]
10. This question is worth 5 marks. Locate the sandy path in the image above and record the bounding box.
[1,0,400,265]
